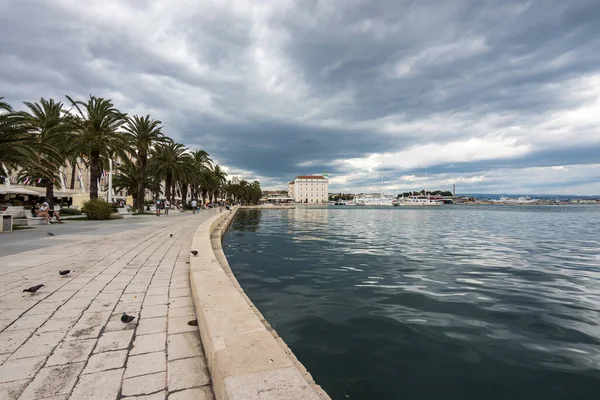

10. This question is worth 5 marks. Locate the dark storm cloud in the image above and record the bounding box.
[1,0,600,193]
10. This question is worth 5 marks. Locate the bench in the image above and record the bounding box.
[25,210,47,225]
[117,207,133,218]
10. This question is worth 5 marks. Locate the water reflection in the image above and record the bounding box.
[224,205,600,400]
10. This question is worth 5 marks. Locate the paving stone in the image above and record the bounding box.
[17,362,85,399]
[0,329,32,354]
[168,387,214,400]
[70,367,124,400]
[95,330,134,353]
[123,391,166,400]
[0,356,45,383]
[140,305,168,319]
[38,315,80,333]
[169,282,189,289]
[9,331,64,360]
[121,371,166,397]
[168,297,193,309]
[65,311,111,341]
[167,357,210,391]
[167,331,204,361]
[46,339,97,366]
[136,317,167,335]
[169,288,192,298]
[43,291,77,303]
[146,286,169,296]
[5,314,48,332]
[124,285,149,294]
[51,306,85,319]
[0,352,9,365]
[168,316,198,335]
[24,302,62,316]
[131,332,167,355]
[61,296,95,309]
[120,293,143,303]
[143,295,168,306]
[83,350,127,374]
[0,379,29,399]
[167,306,195,318]
[124,352,166,378]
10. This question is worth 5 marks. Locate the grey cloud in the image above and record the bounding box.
[1,0,600,193]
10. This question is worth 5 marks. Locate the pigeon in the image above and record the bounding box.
[59,270,71,276]
[170,234,173,237]
[23,284,44,294]
[191,250,198,256]
[121,312,135,324]
[47,232,55,236]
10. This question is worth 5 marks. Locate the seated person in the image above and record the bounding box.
[39,202,63,224]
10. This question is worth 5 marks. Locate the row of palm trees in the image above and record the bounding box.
[0,95,262,212]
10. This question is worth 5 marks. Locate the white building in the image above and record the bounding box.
[288,172,329,203]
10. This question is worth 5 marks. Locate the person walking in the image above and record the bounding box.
[155,198,161,216]
[164,199,170,216]
[191,199,197,214]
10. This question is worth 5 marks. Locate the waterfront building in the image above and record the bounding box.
[288,171,329,203]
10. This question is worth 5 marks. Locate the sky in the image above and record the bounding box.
[1,0,600,195]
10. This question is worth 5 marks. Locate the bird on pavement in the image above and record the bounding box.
[191,250,198,256]
[170,234,173,237]
[59,270,71,276]
[121,312,135,324]
[23,284,44,294]
[47,232,55,236]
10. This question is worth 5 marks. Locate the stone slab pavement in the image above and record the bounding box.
[0,210,220,400]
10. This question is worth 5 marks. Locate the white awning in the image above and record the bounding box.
[0,186,42,195]
[0,186,81,197]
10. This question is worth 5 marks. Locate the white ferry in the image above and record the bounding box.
[393,195,444,206]
[353,193,395,206]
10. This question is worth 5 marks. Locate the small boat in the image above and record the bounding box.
[334,201,347,206]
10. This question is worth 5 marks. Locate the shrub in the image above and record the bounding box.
[59,208,82,216]
[81,199,114,220]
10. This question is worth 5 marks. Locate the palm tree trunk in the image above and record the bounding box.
[165,171,172,202]
[46,178,55,209]
[180,184,188,210]
[137,155,147,213]
[69,159,76,190]
[201,189,207,206]
[90,150,100,200]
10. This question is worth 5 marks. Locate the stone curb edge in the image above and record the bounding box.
[190,207,331,400]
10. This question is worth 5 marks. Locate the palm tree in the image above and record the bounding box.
[17,98,69,207]
[150,142,192,202]
[66,95,127,200]
[0,98,39,176]
[123,115,166,212]
[210,164,228,202]
[113,157,162,204]
[190,150,212,200]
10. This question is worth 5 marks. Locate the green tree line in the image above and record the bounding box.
[0,95,261,211]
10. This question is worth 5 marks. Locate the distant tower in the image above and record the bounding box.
[452,183,456,196]
[323,170,328,179]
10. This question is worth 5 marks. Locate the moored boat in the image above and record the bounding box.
[393,195,444,206]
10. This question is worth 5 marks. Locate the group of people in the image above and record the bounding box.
[190,200,229,214]
[32,202,62,224]
[155,198,172,216]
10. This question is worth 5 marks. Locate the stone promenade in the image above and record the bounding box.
[0,210,219,400]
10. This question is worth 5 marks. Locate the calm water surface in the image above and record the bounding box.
[223,205,600,400]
